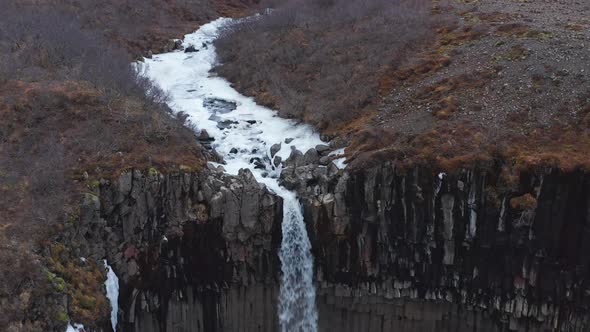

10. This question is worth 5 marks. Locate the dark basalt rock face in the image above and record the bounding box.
[287,161,590,332]
[75,160,590,331]
[74,168,283,331]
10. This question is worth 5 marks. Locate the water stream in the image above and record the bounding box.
[104,260,119,331]
[141,17,320,331]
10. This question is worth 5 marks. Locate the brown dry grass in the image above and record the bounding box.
[413,69,496,119]
[1,80,205,178]
[495,23,551,39]
[0,79,205,329]
[48,243,110,323]
[0,0,258,328]
[378,22,486,98]
[345,0,590,174]
[215,0,437,131]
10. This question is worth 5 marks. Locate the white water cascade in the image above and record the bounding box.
[104,260,119,331]
[64,261,119,332]
[141,17,320,331]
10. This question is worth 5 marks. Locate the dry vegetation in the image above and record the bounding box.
[8,0,256,57]
[214,0,590,173]
[345,0,590,172]
[0,1,224,329]
[214,0,437,132]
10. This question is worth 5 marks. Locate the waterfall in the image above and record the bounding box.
[104,260,119,331]
[278,192,318,331]
[140,17,321,331]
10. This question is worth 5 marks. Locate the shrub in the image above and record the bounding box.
[0,2,173,106]
[215,0,435,131]
[0,2,207,329]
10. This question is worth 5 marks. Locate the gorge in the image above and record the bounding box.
[141,17,322,331]
[67,15,590,332]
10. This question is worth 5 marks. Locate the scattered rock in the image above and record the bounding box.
[173,39,183,50]
[273,156,282,167]
[161,39,183,53]
[270,143,281,158]
[327,162,339,176]
[284,138,294,144]
[320,133,334,141]
[285,149,303,168]
[184,45,198,53]
[250,157,266,170]
[319,156,332,166]
[203,98,237,113]
[230,148,238,154]
[217,119,238,129]
[198,130,214,141]
[302,148,319,165]
[198,130,214,150]
[315,144,331,155]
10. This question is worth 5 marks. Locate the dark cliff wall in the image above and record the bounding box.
[76,161,590,331]
[75,167,283,331]
[293,162,590,332]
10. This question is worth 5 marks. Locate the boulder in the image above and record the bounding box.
[284,149,303,168]
[273,156,282,167]
[184,45,198,53]
[161,39,183,53]
[302,148,319,165]
[319,155,332,166]
[203,98,237,113]
[270,143,281,158]
[198,129,214,141]
[315,144,331,155]
[173,39,183,50]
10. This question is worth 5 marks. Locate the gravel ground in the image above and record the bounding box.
[366,0,590,166]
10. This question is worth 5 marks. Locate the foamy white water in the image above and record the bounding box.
[104,260,119,331]
[140,17,319,331]
[65,322,84,332]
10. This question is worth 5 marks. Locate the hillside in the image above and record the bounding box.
[0,1,247,330]
[214,0,590,172]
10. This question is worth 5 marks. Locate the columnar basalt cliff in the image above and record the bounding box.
[70,155,590,331]
[281,155,590,332]
[72,167,284,331]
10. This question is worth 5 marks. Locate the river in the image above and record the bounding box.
[141,17,320,332]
